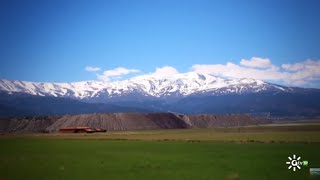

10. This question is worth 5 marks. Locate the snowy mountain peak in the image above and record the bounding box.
[0,73,288,102]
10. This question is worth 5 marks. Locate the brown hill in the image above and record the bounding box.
[177,114,266,128]
[0,113,270,133]
[0,116,58,133]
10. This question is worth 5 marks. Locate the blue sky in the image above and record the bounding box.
[0,0,320,87]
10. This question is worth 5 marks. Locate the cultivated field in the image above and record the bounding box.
[1,124,320,180]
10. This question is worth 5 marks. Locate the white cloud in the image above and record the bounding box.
[92,58,320,87]
[131,66,179,80]
[151,66,179,78]
[192,58,320,87]
[281,60,320,85]
[282,63,304,72]
[192,62,286,81]
[85,66,101,72]
[97,67,140,82]
[240,57,275,69]
[282,59,320,72]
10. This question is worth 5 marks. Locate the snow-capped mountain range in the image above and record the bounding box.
[0,72,291,102]
[1,72,320,117]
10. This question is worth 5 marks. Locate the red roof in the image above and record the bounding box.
[59,127,91,130]
[59,127,107,133]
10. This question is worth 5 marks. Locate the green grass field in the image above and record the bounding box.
[1,124,320,180]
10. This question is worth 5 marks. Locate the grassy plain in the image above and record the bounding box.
[1,124,320,180]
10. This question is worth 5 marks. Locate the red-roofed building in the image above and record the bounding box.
[59,127,106,133]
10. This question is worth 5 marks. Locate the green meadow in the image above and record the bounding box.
[1,124,320,180]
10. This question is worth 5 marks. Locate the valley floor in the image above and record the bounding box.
[1,124,320,180]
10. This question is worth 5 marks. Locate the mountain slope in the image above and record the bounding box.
[0,92,151,117]
[170,92,320,116]
[0,73,320,117]
[0,72,293,102]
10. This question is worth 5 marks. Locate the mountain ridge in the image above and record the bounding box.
[1,73,320,117]
[0,72,298,101]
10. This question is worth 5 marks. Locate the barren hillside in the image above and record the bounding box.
[0,113,270,133]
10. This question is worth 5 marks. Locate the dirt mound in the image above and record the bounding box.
[45,113,188,132]
[178,114,269,128]
[0,116,59,133]
[0,113,270,133]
